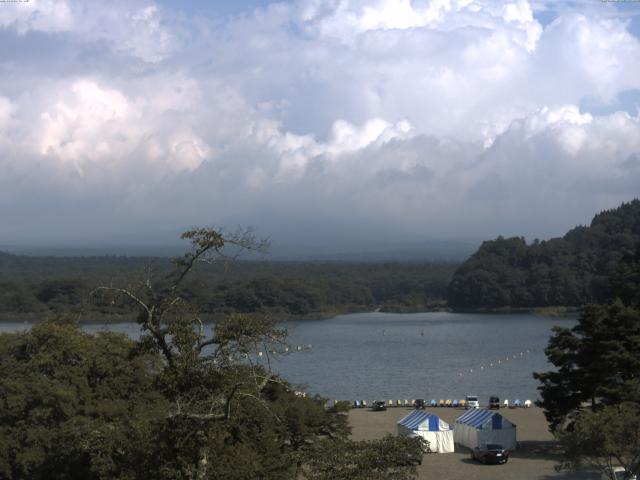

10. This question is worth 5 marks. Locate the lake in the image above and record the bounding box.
[0,311,573,405]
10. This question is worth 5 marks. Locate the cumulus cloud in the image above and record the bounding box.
[0,0,178,62]
[0,0,639,246]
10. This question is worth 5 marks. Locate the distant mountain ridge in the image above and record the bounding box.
[0,239,478,262]
[447,200,640,309]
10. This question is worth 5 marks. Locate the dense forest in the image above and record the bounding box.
[0,253,457,322]
[0,229,425,480]
[448,199,640,309]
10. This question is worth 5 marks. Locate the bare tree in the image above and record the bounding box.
[92,226,290,479]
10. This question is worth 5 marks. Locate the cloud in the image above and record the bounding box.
[0,0,639,246]
[0,0,179,62]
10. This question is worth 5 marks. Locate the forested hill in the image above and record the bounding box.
[0,253,457,321]
[447,200,640,310]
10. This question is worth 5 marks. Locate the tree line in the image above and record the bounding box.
[448,199,640,309]
[0,252,456,322]
[534,245,640,478]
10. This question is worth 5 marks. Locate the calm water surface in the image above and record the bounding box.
[0,312,574,404]
[277,311,574,403]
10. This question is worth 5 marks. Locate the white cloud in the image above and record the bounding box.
[0,0,73,34]
[0,96,14,127]
[0,0,178,62]
[3,78,212,178]
[0,0,639,245]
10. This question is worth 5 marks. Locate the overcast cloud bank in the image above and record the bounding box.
[0,0,639,248]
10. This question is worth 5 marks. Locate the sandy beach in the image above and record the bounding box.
[348,407,598,480]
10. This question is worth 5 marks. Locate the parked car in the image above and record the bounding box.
[414,398,426,409]
[489,396,500,409]
[601,467,637,480]
[471,443,509,464]
[466,395,480,409]
[370,400,387,411]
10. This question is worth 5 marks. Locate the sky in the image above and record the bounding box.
[0,0,639,251]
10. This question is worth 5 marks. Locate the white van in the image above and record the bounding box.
[466,395,480,409]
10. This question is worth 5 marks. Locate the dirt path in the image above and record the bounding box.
[348,407,597,480]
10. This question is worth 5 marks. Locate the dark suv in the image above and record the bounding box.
[471,444,509,464]
[370,400,387,411]
[414,399,426,409]
[489,396,500,409]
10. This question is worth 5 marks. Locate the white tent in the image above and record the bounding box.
[454,409,516,450]
[397,411,455,453]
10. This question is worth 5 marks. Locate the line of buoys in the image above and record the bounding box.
[255,344,313,357]
[456,349,537,378]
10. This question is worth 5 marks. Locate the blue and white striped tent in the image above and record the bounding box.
[454,409,516,450]
[397,411,454,453]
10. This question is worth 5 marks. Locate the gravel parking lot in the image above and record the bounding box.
[348,407,599,480]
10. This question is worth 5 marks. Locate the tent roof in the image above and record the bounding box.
[398,411,452,431]
[455,409,514,430]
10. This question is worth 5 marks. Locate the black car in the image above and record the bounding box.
[489,396,500,409]
[370,400,387,411]
[414,398,426,409]
[471,443,509,464]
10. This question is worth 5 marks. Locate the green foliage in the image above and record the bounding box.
[536,246,640,477]
[557,403,640,479]
[0,251,457,321]
[533,302,640,431]
[449,199,640,309]
[0,228,423,479]
[534,250,640,431]
[0,319,167,480]
[302,435,423,480]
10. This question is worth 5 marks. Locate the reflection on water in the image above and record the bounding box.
[0,311,574,403]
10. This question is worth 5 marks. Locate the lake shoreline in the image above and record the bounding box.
[0,304,580,324]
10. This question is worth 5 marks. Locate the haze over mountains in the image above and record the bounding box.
[0,239,478,262]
